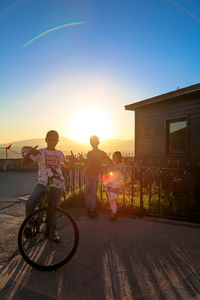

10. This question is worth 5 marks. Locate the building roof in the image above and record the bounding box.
[125,83,200,111]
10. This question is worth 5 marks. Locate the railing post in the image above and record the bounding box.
[158,170,161,216]
[131,165,134,210]
[149,174,152,212]
[78,166,81,204]
[140,168,144,212]
[100,167,103,203]
[72,167,75,199]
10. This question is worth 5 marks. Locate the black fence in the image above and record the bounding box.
[61,161,200,222]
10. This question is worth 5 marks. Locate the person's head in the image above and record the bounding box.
[45,130,59,150]
[112,151,122,164]
[90,135,99,149]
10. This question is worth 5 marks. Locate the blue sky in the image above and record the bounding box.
[0,0,200,143]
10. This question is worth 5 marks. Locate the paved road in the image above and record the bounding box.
[0,171,200,299]
[0,171,37,264]
[0,170,37,200]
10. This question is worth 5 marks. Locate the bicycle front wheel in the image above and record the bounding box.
[18,208,79,271]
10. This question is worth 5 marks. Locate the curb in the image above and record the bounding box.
[145,216,200,228]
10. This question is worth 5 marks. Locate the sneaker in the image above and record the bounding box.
[51,231,60,243]
[88,210,98,218]
[109,213,117,221]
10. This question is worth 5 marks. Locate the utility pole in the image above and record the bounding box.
[0,144,12,158]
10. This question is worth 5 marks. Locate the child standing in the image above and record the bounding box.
[105,151,125,220]
[85,135,112,217]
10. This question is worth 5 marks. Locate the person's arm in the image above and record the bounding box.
[62,160,71,169]
[103,151,113,166]
[61,151,76,169]
[22,146,40,164]
[77,152,87,164]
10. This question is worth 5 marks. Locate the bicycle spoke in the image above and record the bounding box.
[18,208,79,270]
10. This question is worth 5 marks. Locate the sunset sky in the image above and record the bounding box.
[0,0,200,144]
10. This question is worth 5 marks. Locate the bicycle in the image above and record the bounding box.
[18,173,79,271]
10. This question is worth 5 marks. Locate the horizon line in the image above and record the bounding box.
[0,136,134,145]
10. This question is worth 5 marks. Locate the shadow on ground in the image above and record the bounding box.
[0,208,200,300]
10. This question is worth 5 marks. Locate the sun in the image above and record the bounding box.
[67,107,113,143]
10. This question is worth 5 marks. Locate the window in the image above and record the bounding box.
[166,118,187,154]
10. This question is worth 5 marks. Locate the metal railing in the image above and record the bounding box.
[62,161,200,222]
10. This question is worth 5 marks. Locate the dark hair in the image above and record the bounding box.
[90,135,99,145]
[113,151,122,162]
[46,130,59,139]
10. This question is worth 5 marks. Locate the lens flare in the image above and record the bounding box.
[23,21,86,47]
[0,0,24,16]
[101,172,118,184]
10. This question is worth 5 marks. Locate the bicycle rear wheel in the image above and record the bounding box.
[18,208,79,270]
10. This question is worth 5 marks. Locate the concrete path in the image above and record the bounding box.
[0,170,37,201]
[0,171,37,264]
[0,171,200,299]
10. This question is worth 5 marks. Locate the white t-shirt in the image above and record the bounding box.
[30,148,68,188]
[105,163,126,193]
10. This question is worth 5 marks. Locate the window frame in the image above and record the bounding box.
[165,117,189,157]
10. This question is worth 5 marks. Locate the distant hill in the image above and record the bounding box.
[0,137,134,159]
[101,139,134,154]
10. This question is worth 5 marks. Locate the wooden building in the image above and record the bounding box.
[125,83,200,167]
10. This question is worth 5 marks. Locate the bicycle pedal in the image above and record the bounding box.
[52,236,60,243]
[51,232,60,243]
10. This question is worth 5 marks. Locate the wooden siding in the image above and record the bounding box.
[135,93,200,163]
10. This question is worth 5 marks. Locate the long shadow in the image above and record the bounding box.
[1,216,200,300]
[117,230,200,299]
[0,198,27,212]
[163,244,200,296]
[101,244,143,299]
[98,219,200,299]
[0,241,59,300]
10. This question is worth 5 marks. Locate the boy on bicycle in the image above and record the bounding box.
[22,130,71,242]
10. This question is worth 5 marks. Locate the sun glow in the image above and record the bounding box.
[67,107,113,143]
